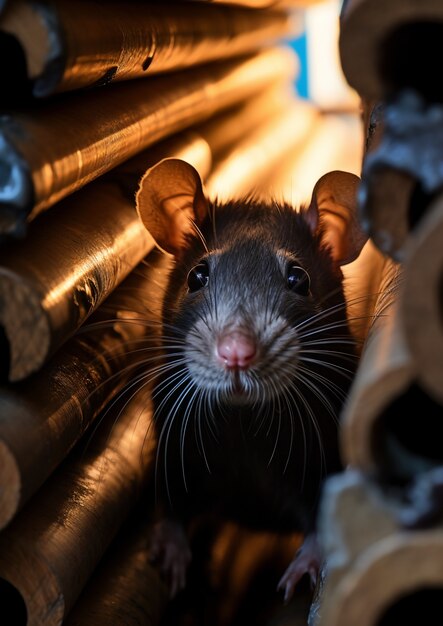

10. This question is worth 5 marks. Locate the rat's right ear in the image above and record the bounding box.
[307,170,368,266]
[136,158,209,255]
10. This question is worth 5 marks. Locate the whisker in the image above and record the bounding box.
[280,384,302,478]
[191,219,209,254]
[298,355,356,379]
[152,367,192,416]
[155,373,194,506]
[267,379,282,466]
[79,349,188,410]
[295,366,342,419]
[180,385,200,492]
[80,360,162,456]
[287,387,309,490]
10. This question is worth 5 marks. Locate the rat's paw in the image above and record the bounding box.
[150,519,192,598]
[277,533,321,604]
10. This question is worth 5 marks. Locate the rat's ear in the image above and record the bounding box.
[136,158,209,255]
[306,170,367,266]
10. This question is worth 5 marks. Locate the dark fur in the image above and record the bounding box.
[153,198,356,537]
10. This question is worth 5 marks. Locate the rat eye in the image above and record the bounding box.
[287,265,310,296]
[187,261,209,292]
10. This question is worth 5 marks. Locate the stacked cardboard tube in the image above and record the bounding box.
[313,2,443,625]
[0,1,362,624]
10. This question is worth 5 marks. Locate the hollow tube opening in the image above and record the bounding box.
[0,32,32,105]
[378,22,443,104]
[0,578,27,625]
[0,325,10,381]
[408,181,440,232]
[377,587,443,625]
[372,382,443,484]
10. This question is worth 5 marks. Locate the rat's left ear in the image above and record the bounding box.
[136,158,209,255]
[306,170,367,266]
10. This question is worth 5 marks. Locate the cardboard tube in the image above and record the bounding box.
[355,99,413,265]
[401,193,443,404]
[331,533,443,626]
[339,0,443,102]
[316,470,443,626]
[341,270,443,483]
[360,163,441,263]
[340,286,411,475]
[357,93,443,263]
[0,47,297,234]
[0,0,299,96]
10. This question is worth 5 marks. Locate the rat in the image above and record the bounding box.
[136,158,366,603]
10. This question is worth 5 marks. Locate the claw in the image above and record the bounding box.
[277,533,322,604]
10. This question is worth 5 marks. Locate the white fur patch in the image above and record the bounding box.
[184,311,300,405]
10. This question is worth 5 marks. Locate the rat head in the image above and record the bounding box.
[137,159,366,407]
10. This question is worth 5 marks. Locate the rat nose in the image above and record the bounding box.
[217,330,257,369]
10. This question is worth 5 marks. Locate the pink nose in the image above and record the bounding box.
[217,330,257,369]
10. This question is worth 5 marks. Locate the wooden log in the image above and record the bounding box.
[0,250,170,530]
[339,0,443,102]
[114,86,295,199]
[0,183,152,380]
[0,46,296,235]
[0,382,156,625]
[0,129,209,381]
[0,0,299,97]
[315,469,443,626]
[65,509,168,626]
[401,192,443,404]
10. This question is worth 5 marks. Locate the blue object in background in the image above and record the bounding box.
[289,23,309,100]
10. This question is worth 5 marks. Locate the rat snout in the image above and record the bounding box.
[216,329,257,370]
